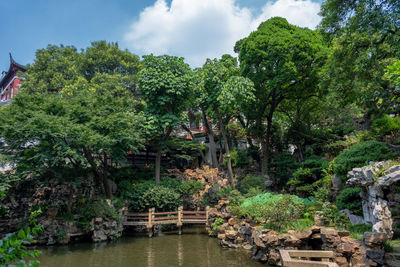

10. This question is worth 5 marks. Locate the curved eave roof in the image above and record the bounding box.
[0,55,26,88]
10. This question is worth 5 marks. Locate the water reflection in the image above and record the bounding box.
[39,227,264,267]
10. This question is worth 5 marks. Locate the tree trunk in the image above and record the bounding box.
[202,111,218,168]
[83,148,112,198]
[214,107,234,185]
[261,114,273,176]
[102,172,112,198]
[155,146,162,185]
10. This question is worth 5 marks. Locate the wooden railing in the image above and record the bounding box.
[279,250,339,267]
[123,206,209,237]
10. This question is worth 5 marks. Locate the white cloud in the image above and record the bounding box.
[123,0,321,67]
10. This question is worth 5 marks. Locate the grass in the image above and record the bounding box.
[348,224,372,240]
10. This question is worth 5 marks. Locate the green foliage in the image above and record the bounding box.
[348,224,372,240]
[386,61,400,88]
[0,42,146,197]
[0,209,43,266]
[237,175,265,195]
[336,187,362,215]
[228,149,251,168]
[270,152,299,187]
[159,177,181,191]
[372,115,400,137]
[77,199,120,229]
[139,186,181,212]
[231,193,306,232]
[178,180,204,196]
[333,141,395,178]
[319,202,350,229]
[320,0,400,119]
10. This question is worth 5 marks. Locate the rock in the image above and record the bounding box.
[46,208,58,218]
[320,228,340,247]
[252,248,268,262]
[363,232,388,248]
[314,211,324,226]
[334,256,348,267]
[243,244,253,250]
[347,161,400,238]
[293,229,312,240]
[331,174,343,195]
[261,231,279,247]
[225,230,238,240]
[339,209,365,226]
[366,250,385,265]
[92,230,107,242]
[217,233,225,240]
[228,217,238,226]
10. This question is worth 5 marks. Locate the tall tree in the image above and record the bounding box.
[319,0,400,127]
[197,55,254,184]
[138,55,193,185]
[235,17,327,175]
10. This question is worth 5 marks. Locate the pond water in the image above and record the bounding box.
[38,227,264,267]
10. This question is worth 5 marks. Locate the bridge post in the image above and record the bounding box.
[147,208,154,237]
[177,206,183,235]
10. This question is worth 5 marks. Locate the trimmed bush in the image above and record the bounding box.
[333,141,395,179]
[139,186,181,211]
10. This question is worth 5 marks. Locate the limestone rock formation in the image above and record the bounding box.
[347,161,400,238]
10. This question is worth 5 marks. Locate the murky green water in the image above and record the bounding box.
[38,227,264,267]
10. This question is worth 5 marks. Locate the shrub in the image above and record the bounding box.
[372,115,400,136]
[319,202,350,229]
[238,175,265,195]
[333,141,395,179]
[139,186,181,211]
[78,199,120,223]
[231,193,306,232]
[159,177,181,191]
[178,180,204,196]
[336,187,362,215]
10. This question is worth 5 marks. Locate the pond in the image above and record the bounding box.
[38,226,264,267]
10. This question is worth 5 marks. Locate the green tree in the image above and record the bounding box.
[319,0,400,127]
[0,42,145,198]
[198,55,255,183]
[235,17,327,175]
[138,55,193,185]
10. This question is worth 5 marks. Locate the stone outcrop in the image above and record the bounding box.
[0,176,124,245]
[206,199,380,266]
[347,161,400,238]
[91,217,123,242]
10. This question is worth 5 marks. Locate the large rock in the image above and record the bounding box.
[363,232,388,249]
[347,161,399,238]
[339,209,365,226]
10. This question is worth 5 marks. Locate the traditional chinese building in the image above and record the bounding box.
[0,54,26,106]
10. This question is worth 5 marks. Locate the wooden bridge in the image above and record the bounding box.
[122,206,209,237]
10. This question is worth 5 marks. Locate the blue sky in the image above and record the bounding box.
[0,0,324,71]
